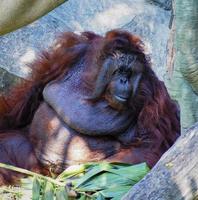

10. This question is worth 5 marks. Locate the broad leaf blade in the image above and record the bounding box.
[43,182,54,200]
[32,177,41,200]
[56,187,68,200]
[107,162,150,182]
[57,164,86,180]
[73,163,113,188]
[76,172,133,192]
[100,186,131,198]
[95,193,105,200]
[21,177,33,190]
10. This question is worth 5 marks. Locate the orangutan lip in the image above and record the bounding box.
[114,95,128,102]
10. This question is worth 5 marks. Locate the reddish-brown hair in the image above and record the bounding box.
[0,29,180,154]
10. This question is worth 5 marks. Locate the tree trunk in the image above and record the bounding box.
[166,0,198,131]
[0,0,66,35]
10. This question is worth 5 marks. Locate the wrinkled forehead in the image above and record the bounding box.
[112,52,137,68]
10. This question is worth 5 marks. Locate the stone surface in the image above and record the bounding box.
[0,0,172,89]
[123,122,198,200]
[0,68,22,94]
[147,0,172,10]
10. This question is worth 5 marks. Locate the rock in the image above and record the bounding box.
[123,122,198,200]
[0,0,172,82]
[147,0,172,10]
[0,68,22,93]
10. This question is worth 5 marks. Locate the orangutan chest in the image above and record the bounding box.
[43,69,134,136]
[29,103,123,169]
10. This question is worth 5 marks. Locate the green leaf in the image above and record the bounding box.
[56,187,68,200]
[100,186,131,198]
[57,164,86,180]
[76,172,133,192]
[73,163,113,188]
[112,195,126,200]
[16,162,149,200]
[95,193,105,200]
[109,162,132,169]
[78,194,86,200]
[32,177,41,200]
[20,177,33,190]
[107,162,150,182]
[43,182,54,200]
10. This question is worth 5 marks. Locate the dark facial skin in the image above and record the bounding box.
[43,52,143,136]
[103,53,143,110]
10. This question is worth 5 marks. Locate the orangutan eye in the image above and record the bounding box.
[131,68,138,75]
[118,67,124,73]
[118,67,132,77]
[127,69,132,77]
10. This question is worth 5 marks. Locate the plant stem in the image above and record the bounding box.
[0,162,65,186]
[0,187,22,195]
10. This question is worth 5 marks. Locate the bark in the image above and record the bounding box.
[165,0,198,131]
[0,0,66,35]
[175,1,198,94]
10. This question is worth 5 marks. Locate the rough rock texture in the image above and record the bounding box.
[123,122,198,200]
[146,0,172,10]
[0,68,22,94]
[0,0,172,90]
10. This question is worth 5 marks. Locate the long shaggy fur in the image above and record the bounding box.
[0,29,180,184]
